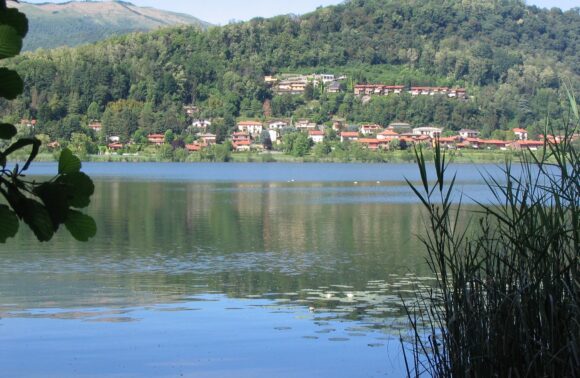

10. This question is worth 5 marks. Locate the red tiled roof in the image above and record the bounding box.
[186,144,201,151]
[309,130,324,136]
[341,132,359,137]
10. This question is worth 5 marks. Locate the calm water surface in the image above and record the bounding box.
[0,163,501,377]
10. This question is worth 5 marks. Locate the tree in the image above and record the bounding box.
[0,2,96,243]
[260,130,272,150]
[164,129,174,144]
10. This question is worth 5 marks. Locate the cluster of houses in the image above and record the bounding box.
[354,84,468,99]
[181,120,568,153]
[19,116,574,155]
[265,73,345,95]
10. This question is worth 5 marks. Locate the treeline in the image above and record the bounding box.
[2,0,579,142]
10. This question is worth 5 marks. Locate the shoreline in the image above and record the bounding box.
[19,150,522,165]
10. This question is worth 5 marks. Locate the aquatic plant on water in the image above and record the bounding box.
[402,90,579,377]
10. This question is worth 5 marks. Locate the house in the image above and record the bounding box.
[108,142,124,150]
[199,133,217,145]
[109,136,121,143]
[387,122,412,134]
[413,127,443,139]
[513,128,528,140]
[232,132,250,143]
[237,121,263,136]
[360,124,383,136]
[88,121,102,133]
[268,129,279,143]
[357,138,384,150]
[308,130,325,144]
[377,130,400,142]
[435,136,459,149]
[480,139,510,150]
[147,133,165,145]
[233,140,252,152]
[295,120,317,131]
[315,73,336,83]
[332,119,345,131]
[354,84,404,96]
[465,137,482,149]
[185,144,202,152]
[327,81,342,93]
[459,129,480,139]
[192,119,211,128]
[448,88,467,99]
[264,76,278,84]
[341,132,359,143]
[183,105,198,116]
[268,120,288,130]
[511,140,545,151]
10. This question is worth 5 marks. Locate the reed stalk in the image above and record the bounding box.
[403,89,579,377]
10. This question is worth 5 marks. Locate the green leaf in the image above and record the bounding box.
[0,123,16,140]
[57,172,95,208]
[0,9,29,38]
[0,25,22,59]
[58,148,81,174]
[0,68,23,100]
[20,198,55,242]
[0,204,19,243]
[34,182,70,227]
[2,138,41,171]
[65,210,96,242]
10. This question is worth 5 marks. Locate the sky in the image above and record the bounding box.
[22,0,578,25]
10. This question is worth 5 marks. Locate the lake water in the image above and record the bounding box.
[0,163,504,377]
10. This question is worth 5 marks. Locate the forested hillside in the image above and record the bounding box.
[11,1,210,51]
[3,0,579,142]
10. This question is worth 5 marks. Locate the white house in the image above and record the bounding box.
[308,130,325,144]
[413,127,443,138]
[268,121,288,130]
[192,119,212,128]
[513,128,528,141]
[268,129,279,143]
[459,129,480,139]
[237,121,263,136]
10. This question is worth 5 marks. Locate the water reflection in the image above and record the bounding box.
[1,169,476,376]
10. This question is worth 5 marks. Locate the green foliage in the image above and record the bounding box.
[0,0,578,144]
[404,93,579,376]
[0,3,95,243]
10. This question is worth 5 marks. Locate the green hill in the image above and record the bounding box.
[3,0,580,142]
[11,0,211,51]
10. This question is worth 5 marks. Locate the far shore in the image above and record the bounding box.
[15,149,527,165]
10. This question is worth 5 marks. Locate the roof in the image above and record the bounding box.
[185,144,201,151]
[513,128,528,133]
[379,130,399,136]
[148,134,164,138]
[361,124,382,129]
[358,138,380,143]
[238,121,262,126]
[341,132,359,137]
[309,130,324,136]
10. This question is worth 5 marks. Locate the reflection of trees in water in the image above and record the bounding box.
[4,180,435,313]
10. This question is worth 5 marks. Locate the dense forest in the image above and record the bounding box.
[2,0,580,144]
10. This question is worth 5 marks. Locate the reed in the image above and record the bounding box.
[403,90,579,377]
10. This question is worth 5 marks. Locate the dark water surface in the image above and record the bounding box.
[0,163,500,377]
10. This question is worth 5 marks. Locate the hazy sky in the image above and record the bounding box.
[22,0,578,25]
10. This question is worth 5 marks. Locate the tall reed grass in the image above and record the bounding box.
[403,91,579,377]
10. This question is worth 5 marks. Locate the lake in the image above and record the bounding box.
[0,162,504,377]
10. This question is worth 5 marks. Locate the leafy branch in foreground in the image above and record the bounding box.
[402,90,579,377]
[0,1,95,243]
